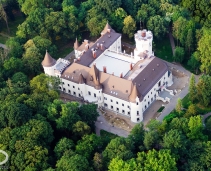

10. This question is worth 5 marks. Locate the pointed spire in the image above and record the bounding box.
[78,73,86,84]
[89,64,102,89]
[101,22,115,35]
[74,38,79,49]
[129,84,139,103]
[42,50,56,67]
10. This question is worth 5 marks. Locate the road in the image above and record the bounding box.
[0,43,7,49]
[157,62,200,121]
[95,111,129,138]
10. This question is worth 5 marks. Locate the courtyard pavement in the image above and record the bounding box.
[0,43,7,49]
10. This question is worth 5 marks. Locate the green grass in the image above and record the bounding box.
[100,130,118,139]
[1,16,25,37]
[154,36,173,62]
[157,106,165,112]
[0,35,8,44]
[57,47,73,59]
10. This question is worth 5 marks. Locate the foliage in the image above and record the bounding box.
[189,74,196,102]
[173,46,185,62]
[122,15,136,38]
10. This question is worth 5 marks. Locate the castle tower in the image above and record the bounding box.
[42,50,56,76]
[134,29,153,60]
[129,84,143,123]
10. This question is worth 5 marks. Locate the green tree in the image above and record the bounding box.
[196,75,211,106]
[56,151,92,171]
[108,157,137,171]
[173,46,185,63]
[189,74,196,102]
[102,137,134,166]
[76,134,102,160]
[73,121,91,138]
[54,138,75,159]
[187,52,201,74]
[197,28,211,74]
[143,130,159,150]
[136,149,177,171]
[175,98,183,114]
[184,104,198,118]
[93,152,103,171]
[79,104,99,128]
[187,116,206,140]
[128,123,145,151]
[12,72,28,83]
[123,15,136,38]
[147,15,168,39]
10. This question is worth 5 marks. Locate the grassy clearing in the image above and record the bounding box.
[157,106,165,112]
[1,16,25,37]
[57,47,73,59]
[100,130,118,139]
[0,35,8,44]
[154,36,173,62]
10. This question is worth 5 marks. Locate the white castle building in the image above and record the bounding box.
[42,23,173,123]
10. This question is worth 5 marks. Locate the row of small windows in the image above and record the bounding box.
[104,97,133,108]
[104,103,131,115]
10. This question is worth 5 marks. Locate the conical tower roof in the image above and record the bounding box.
[78,73,86,84]
[42,51,56,67]
[129,84,139,103]
[101,22,115,34]
[74,38,79,49]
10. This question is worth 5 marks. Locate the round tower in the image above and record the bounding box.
[42,51,56,76]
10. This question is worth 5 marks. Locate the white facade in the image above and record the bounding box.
[42,26,173,123]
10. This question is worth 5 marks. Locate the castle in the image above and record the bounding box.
[42,23,173,123]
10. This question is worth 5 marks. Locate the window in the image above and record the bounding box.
[136,102,138,105]
[111,99,113,102]
[151,92,152,94]
[148,95,149,98]
[128,112,130,115]
[116,101,118,104]
[111,105,113,109]
[137,118,140,122]
[145,105,147,109]
[154,94,156,98]
[62,82,64,84]
[104,103,108,107]
[104,97,107,100]
[68,84,70,86]
[78,88,80,90]
[63,88,66,91]
[151,98,153,102]
[73,92,76,95]
[94,93,96,97]
[158,81,161,87]
[148,101,150,105]
[68,90,71,93]
[164,77,165,79]
[122,104,124,106]
[116,108,119,111]
[137,111,139,115]
[59,86,61,89]
[88,91,91,95]
[144,99,146,102]
[79,94,81,97]
[73,86,75,88]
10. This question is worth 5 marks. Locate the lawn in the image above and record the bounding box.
[1,15,25,37]
[154,36,173,62]
[0,35,8,44]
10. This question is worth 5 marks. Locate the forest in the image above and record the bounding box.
[1,0,211,170]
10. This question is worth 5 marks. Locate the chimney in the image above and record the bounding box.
[112,72,114,76]
[84,39,88,44]
[101,32,104,36]
[130,63,133,70]
[97,43,100,47]
[103,66,107,73]
[74,59,77,63]
[85,44,89,51]
[107,29,111,33]
[100,44,103,50]
[141,30,146,37]
[120,72,123,78]
[77,57,80,61]
[93,50,97,58]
